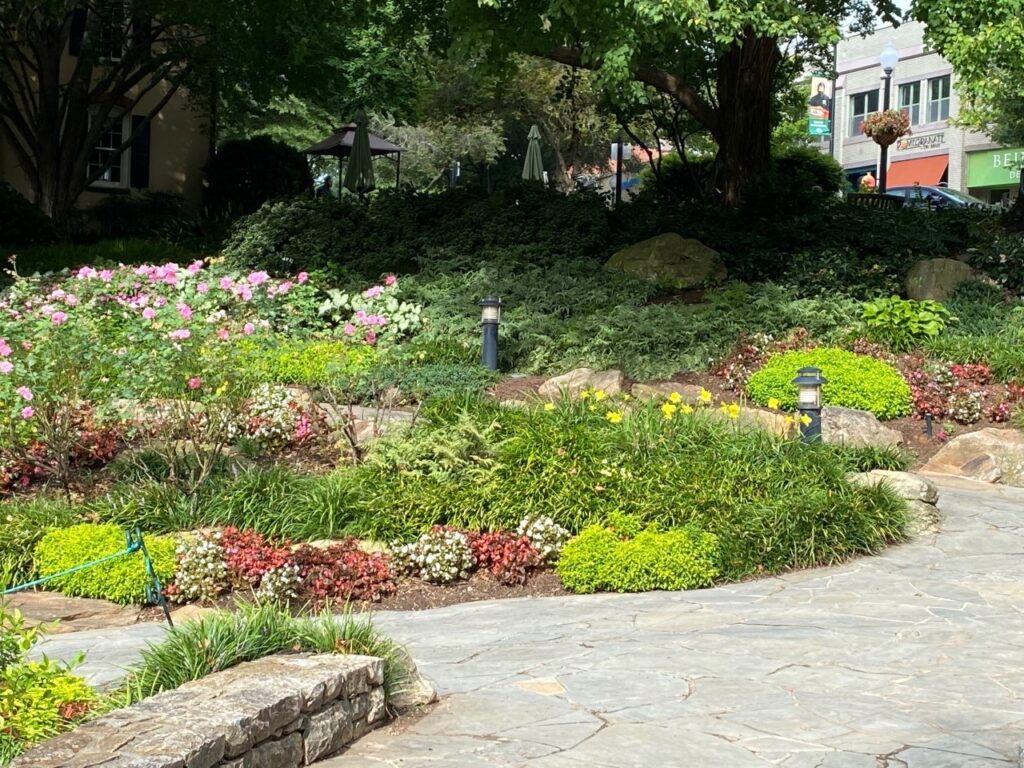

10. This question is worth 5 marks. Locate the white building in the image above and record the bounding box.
[828,20,1021,204]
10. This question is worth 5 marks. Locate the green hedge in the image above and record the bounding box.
[746,348,912,420]
[33,525,178,605]
[557,521,720,593]
[236,338,377,386]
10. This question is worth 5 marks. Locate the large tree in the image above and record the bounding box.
[0,0,380,224]
[442,0,899,205]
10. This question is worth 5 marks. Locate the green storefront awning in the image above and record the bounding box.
[967,147,1024,188]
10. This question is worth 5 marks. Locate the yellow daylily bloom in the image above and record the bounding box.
[544,402,555,412]
[594,389,607,401]
[661,402,678,420]
[680,404,694,414]
[580,390,590,400]
[669,391,682,404]
[800,414,812,426]
[588,404,597,412]
[727,403,741,419]
[767,397,781,410]
[699,388,712,404]
[622,394,632,401]
[606,410,623,424]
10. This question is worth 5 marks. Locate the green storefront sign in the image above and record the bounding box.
[967,147,1024,188]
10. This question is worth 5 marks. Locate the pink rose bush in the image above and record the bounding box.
[319,275,422,346]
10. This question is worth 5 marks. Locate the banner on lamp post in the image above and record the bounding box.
[807,73,832,136]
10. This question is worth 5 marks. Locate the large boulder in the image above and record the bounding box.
[708,406,797,438]
[822,406,902,449]
[630,382,706,403]
[606,233,726,289]
[922,428,1024,485]
[539,368,625,400]
[905,258,974,301]
[848,470,941,535]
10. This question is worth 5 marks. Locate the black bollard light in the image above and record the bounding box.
[479,296,503,371]
[792,366,828,444]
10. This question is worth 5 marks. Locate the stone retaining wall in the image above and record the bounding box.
[13,653,387,768]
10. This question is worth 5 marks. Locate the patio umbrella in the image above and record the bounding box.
[343,110,375,194]
[522,124,545,182]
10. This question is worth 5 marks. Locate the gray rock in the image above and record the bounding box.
[848,470,939,504]
[389,672,439,712]
[905,257,974,301]
[906,499,942,535]
[822,406,902,449]
[630,382,705,402]
[250,733,302,768]
[606,233,727,289]
[923,428,1024,486]
[538,369,625,400]
[305,701,353,764]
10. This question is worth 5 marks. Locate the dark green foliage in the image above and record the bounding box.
[969,233,1024,293]
[206,137,313,216]
[747,348,913,420]
[0,497,80,582]
[117,602,412,705]
[86,193,198,241]
[5,239,196,277]
[356,361,499,403]
[0,183,57,248]
[33,524,178,604]
[557,522,721,593]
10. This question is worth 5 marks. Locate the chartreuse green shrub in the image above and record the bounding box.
[746,348,912,420]
[557,520,720,593]
[0,598,95,764]
[236,338,377,387]
[33,524,177,605]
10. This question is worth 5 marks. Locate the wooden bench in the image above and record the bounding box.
[847,192,905,210]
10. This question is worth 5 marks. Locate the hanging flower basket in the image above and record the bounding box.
[861,110,911,147]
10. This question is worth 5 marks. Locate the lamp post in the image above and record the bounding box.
[878,43,899,193]
[792,366,828,443]
[479,297,503,371]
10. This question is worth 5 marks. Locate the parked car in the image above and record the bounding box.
[887,185,992,210]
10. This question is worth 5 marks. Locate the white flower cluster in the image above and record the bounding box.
[169,532,228,604]
[391,528,475,584]
[234,383,306,447]
[254,563,304,603]
[516,514,570,565]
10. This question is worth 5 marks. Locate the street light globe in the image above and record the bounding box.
[879,43,899,74]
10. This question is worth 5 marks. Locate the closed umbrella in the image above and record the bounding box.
[343,110,375,194]
[522,124,545,182]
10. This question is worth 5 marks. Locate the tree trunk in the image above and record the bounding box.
[711,31,781,206]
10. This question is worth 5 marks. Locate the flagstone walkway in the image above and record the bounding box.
[37,475,1024,767]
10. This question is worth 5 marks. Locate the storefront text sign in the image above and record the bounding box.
[967,147,1024,188]
[896,133,945,151]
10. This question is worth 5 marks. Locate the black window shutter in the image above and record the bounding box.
[130,116,151,189]
[69,8,88,56]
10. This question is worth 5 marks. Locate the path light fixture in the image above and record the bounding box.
[479,296,503,371]
[792,366,827,443]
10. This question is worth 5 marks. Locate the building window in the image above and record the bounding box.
[849,90,879,137]
[898,82,921,125]
[927,75,951,122]
[87,113,129,188]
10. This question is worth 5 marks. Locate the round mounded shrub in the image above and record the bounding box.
[33,524,178,605]
[746,348,912,420]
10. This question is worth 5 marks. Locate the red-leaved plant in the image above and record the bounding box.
[220,527,293,587]
[468,531,541,585]
[292,540,395,604]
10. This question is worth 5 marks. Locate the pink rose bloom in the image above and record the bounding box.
[247,271,270,286]
[187,377,202,390]
[277,281,292,295]
[20,406,34,420]
[154,296,168,308]
[366,330,377,345]
[363,286,384,299]
[0,361,12,374]
[99,270,114,283]
[188,260,205,273]
[16,386,33,401]
[219,277,233,291]
[64,294,79,306]
[177,302,193,321]
[21,341,31,351]
[343,323,356,336]
[0,339,11,357]
[242,323,255,335]
[169,329,191,341]
[77,266,98,280]
[266,285,278,298]
[355,310,368,321]
[40,304,54,315]
[385,274,397,286]
[142,307,157,320]
[196,282,209,294]
[163,272,178,285]
[50,289,66,300]
[297,272,309,284]
[217,328,230,341]
[239,287,253,302]
[50,311,68,325]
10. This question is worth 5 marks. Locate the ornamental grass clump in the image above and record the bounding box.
[746,347,912,419]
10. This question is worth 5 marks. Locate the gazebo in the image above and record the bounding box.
[303,123,403,188]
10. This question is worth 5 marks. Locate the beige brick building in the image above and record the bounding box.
[826,20,1021,204]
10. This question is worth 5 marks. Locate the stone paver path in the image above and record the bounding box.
[39,476,1024,766]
